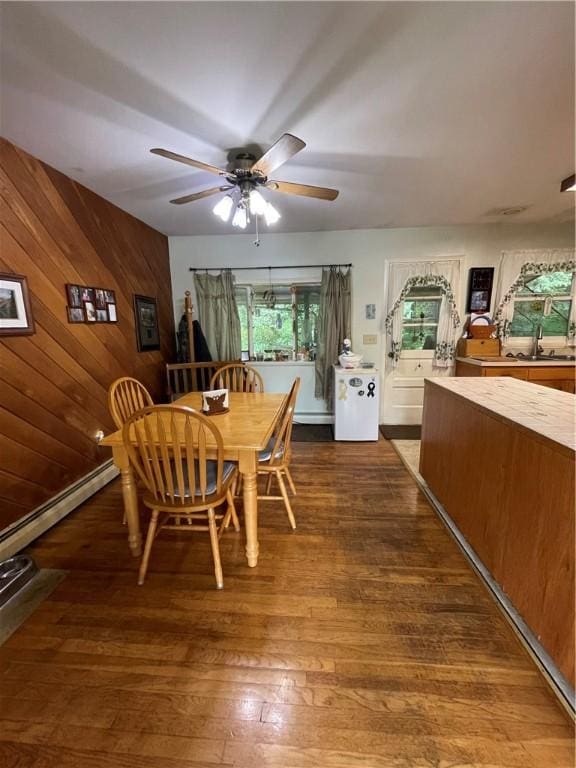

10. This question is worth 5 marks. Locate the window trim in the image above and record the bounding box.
[400,292,443,353]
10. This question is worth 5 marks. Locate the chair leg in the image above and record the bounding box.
[285,466,297,496]
[222,489,240,534]
[276,470,296,530]
[208,508,224,589]
[138,509,159,586]
[265,473,273,494]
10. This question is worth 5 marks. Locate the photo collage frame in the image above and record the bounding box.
[66,284,118,324]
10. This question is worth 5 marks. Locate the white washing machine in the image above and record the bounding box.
[333,365,379,441]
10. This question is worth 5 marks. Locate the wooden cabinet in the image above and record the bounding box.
[455,360,575,392]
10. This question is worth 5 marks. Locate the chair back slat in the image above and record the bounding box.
[166,361,241,399]
[209,364,264,393]
[108,377,154,428]
[123,405,225,505]
[268,377,300,466]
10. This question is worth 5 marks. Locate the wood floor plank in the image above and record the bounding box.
[1,438,571,767]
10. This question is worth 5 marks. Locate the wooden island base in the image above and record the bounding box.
[420,377,575,694]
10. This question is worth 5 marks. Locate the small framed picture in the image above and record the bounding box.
[95,308,108,322]
[81,287,95,302]
[67,306,85,323]
[85,301,96,322]
[107,303,117,322]
[104,289,116,303]
[0,273,35,336]
[94,288,107,309]
[365,303,376,320]
[66,284,83,308]
[134,294,160,351]
[466,268,494,313]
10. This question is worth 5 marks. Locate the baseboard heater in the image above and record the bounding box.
[0,460,119,560]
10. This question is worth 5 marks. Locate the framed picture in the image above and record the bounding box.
[134,294,160,351]
[466,267,495,313]
[94,288,107,309]
[104,289,116,304]
[85,301,96,322]
[81,286,95,303]
[0,273,35,336]
[107,303,118,322]
[66,284,83,308]
[95,308,108,322]
[67,306,85,323]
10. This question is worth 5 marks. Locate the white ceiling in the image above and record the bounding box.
[1,1,574,236]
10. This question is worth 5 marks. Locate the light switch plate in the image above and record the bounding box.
[363,334,377,345]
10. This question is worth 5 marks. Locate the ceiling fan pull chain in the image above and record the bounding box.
[254,213,260,247]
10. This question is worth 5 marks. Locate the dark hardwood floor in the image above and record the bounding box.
[0,439,573,767]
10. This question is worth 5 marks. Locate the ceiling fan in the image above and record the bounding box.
[150,133,339,229]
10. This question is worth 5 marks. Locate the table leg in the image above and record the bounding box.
[113,445,142,558]
[239,449,259,567]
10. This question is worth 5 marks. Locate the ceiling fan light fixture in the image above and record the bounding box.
[212,194,234,222]
[232,205,248,229]
[249,189,267,216]
[264,201,281,226]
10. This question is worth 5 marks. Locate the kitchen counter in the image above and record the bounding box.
[428,375,575,453]
[420,377,575,691]
[456,355,575,367]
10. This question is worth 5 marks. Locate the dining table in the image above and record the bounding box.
[100,390,288,568]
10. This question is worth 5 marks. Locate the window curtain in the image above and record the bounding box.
[315,267,351,403]
[193,270,241,360]
[494,249,576,346]
[384,259,461,368]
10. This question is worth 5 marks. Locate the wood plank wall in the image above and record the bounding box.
[0,138,175,533]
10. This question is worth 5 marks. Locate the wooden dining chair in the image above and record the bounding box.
[209,363,264,393]
[256,377,300,529]
[122,405,240,588]
[108,377,154,429]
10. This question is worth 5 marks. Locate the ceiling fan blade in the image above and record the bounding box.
[151,148,227,177]
[267,179,339,201]
[251,134,306,176]
[170,186,232,205]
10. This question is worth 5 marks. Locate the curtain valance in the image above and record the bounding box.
[384,260,461,368]
[494,249,576,345]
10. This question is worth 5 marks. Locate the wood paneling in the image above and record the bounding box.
[0,138,174,533]
[0,440,572,766]
[420,381,575,686]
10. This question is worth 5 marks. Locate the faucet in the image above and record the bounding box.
[531,323,543,357]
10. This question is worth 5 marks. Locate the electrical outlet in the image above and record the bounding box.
[363,334,378,345]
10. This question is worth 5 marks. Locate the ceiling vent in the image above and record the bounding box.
[484,205,531,217]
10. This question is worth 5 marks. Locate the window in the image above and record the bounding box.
[509,270,573,337]
[235,283,320,360]
[401,286,442,351]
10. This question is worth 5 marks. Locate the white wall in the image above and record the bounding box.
[169,222,574,422]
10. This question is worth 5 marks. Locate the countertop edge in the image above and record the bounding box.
[424,378,575,458]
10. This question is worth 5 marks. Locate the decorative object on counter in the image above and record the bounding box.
[338,338,363,368]
[66,284,117,324]
[457,337,501,357]
[134,294,160,351]
[0,273,35,336]
[466,267,494,313]
[468,313,496,339]
[202,389,229,415]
